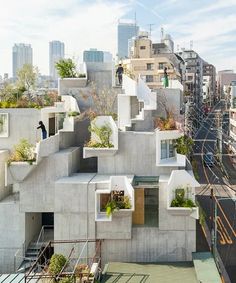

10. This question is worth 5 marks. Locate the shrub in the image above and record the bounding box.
[78,73,86,78]
[68,111,80,117]
[8,139,35,164]
[174,135,194,156]
[59,277,74,283]
[86,122,114,148]
[105,195,132,216]
[48,254,67,276]
[55,59,77,78]
[171,187,196,208]
[154,116,176,130]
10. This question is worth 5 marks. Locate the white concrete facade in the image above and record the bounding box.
[0,73,199,272]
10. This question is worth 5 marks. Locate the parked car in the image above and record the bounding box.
[204,152,214,167]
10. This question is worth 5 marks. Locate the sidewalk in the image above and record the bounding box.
[222,152,236,184]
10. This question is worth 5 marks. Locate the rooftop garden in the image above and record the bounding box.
[7,139,36,165]
[0,64,61,108]
[85,122,114,148]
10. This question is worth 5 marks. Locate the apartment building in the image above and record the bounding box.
[123,34,183,90]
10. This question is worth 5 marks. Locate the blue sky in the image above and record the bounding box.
[0,0,236,76]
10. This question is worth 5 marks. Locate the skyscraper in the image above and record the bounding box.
[12,43,33,78]
[49,40,65,79]
[117,22,139,60]
[83,48,104,63]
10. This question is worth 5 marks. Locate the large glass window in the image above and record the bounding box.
[161,140,168,159]
[161,140,175,159]
[158,63,164,70]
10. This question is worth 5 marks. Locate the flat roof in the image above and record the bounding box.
[56,173,134,185]
[101,262,198,283]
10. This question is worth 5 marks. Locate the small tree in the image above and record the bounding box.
[174,135,194,156]
[48,254,67,276]
[17,64,38,95]
[55,59,77,78]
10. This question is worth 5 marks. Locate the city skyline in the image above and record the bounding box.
[0,0,236,75]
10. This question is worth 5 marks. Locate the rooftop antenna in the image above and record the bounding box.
[190,40,193,50]
[161,26,164,42]
[148,23,155,39]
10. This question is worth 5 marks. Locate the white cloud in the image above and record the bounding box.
[0,0,130,75]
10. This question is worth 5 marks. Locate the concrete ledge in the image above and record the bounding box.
[5,162,37,185]
[83,147,118,158]
[167,207,199,219]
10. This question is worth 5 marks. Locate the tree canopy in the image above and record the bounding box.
[55,58,77,78]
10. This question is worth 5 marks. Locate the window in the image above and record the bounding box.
[147,63,154,70]
[140,46,146,50]
[159,63,164,70]
[146,75,154,82]
[161,140,175,159]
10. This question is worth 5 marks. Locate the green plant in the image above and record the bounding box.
[48,254,67,276]
[87,122,114,148]
[55,59,77,78]
[171,187,196,208]
[78,73,86,78]
[174,135,194,156]
[105,195,132,216]
[8,139,35,164]
[105,200,118,217]
[59,277,74,283]
[68,111,80,117]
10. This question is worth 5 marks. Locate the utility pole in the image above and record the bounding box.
[216,112,223,162]
[210,187,214,253]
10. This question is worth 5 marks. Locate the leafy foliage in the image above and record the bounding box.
[48,254,67,276]
[8,139,35,164]
[55,59,77,78]
[17,64,38,94]
[154,116,176,130]
[68,111,80,117]
[105,195,132,217]
[191,159,200,181]
[174,135,194,156]
[86,122,114,148]
[171,187,196,208]
[59,277,74,283]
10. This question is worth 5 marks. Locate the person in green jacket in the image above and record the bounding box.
[163,67,169,88]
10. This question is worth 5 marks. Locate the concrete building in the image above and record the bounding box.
[203,63,216,104]
[118,22,139,59]
[83,48,104,63]
[49,40,65,81]
[124,34,183,90]
[178,50,204,133]
[0,72,199,274]
[217,70,236,100]
[12,43,33,78]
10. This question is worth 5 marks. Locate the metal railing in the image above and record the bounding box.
[36,225,54,245]
[14,241,26,272]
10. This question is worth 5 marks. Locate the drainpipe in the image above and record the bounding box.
[86,173,97,264]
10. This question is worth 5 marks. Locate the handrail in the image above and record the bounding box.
[36,225,54,245]
[14,241,26,272]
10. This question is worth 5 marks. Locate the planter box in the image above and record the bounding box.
[5,162,37,186]
[59,77,87,94]
[167,206,199,219]
[83,147,118,158]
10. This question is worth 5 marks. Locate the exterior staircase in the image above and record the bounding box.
[15,226,53,273]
